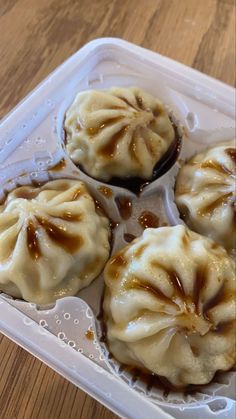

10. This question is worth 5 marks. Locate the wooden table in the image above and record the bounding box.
[0,0,235,418]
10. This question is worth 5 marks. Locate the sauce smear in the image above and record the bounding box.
[138,211,159,229]
[115,197,132,220]
[85,330,94,340]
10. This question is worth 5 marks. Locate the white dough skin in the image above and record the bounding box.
[64,87,175,181]
[103,226,236,388]
[175,140,236,252]
[0,179,110,304]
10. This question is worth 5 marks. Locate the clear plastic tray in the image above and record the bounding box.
[0,38,235,419]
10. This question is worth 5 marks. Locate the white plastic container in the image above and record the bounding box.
[0,38,235,419]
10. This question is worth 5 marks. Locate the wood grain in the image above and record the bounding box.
[0,0,235,418]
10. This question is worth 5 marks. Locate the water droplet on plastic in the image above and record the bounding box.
[86,307,93,319]
[64,313,70,320]
[208,399,227,412]
[186,112,197,131]
[23,317,34,326]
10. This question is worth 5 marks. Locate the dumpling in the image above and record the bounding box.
[175,140,236,251]
[103,225,236,388]
[0,179,110,304]
[64,87,176,181]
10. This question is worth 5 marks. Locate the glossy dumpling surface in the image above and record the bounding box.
[103,225,236,388]
[175,140,236,251]
[0,179,110,304]
[65,87,175,181]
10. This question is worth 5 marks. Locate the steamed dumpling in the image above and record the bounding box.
[0,179,110,304]
[103,225,236,388]
[175,140,236,251]
[65,87,175,181]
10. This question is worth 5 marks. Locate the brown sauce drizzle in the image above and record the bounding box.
[49,158,66,171]
[169,271,185,297]
[26,220,41,260]
[117,96,139,111]
[36,217,83,254]
[134,244,147,258]
[153,105,163,117]
[203,282,225,319]
[120,363,235,394]
[105,119,181,194]
[226,148,236,163]
[109,220,119,230]
[86,116,123,137]
[200,159,233,176]
[115,196,132,220]
[127,277,177,307]
[124,233,136,243]
[98,125,129,158]
[128,133,140,162]
[121,366,176,395]
[85,330,94,340]
[109,253,127,269]
[71,188,85,201]
[116,362,201,394]
[55,211,82,222]
[135,95,145,111]
[109,105,127,110]
[200,192,233,215]
[106,252,127,280]
[31,179,43,187]
[98,185,113,198]
[192,266,207,314]
[71,115,181,194]
[96,302,107,343]
[214,320,235,334]
[42,181,70,192]
[151,261,185,298]
[14,188,38,200]
[181,234,190,248]
[152,120,181,179]
[138,211,159,229]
